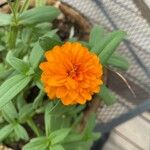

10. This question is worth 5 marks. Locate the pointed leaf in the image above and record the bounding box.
[39,30,62,50]
[44,103,53,136]
[0,13,11,26]
[29,43,44,69]
[2,101,18,123]
[33,90,45,109]
[19,103,34,123]
[14,124,29,141]
[82,113,96,140]
[98,85,116,105]
[89,26,104,47]
[107,53,129,70]
[50,128,71,145]
[19,6,60,25]
[6,51,30,74]
[99,31,126,64]
[92,31,118,54]
[50,145,65,150]
[0,74,31,109]
[23,137,49,150]
[0,124,14,141]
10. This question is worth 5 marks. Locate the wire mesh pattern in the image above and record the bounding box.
[62,0,150,131]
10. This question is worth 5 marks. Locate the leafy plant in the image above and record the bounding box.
[0,1,128,150]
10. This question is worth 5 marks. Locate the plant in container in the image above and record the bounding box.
[0,0,129,150]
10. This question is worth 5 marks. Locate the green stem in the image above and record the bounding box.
[20,0,30,13]
[7,0,19,49]
[7,0,16,19]
[8,26,18,49]
[27,118,42,137]
[14,0,20,14]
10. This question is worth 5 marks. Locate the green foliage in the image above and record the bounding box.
[39,30,62,50]
[0,124,14,141]
[99,31,126,64]
[29,43,44,69]
[14,124,29,141]
[23,137,49,150]
[89,26,104,53]
[89,26,126,66]
[49,128,71,145]
[82,113,97,140]
[19,6,60,25]
[50,145,65,150]
[0,13,11,26]
[18,103,34,123]
[108,53,129,70]
[98,84,116,105]
[6,51,31,75]
[35,0,47,7]
[44,103,53,136]
[1,101,18,123]
[0,1,128,149]
[0,74,31,109]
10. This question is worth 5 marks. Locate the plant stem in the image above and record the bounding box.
[7,0,17,20]
[27,118,42,137]
[7,0,19,49]
[14,0,20,14]
[20,0,30,13]
[8,26,18,49]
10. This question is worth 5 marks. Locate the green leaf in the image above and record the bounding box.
[44,103,53,136]
[35,0,47,7]
[0,74,31,109]
[19,6,60,25]
[19,103,34,123]
[99,31,126,64]
[33,73,43,90]
[6,51,30,75]
[16,93,26,111]
[33,90,45,109]
[2,101,18,123]
[23,137,49,150]
[82,113,96,140]
[0,124,14,141]
[39,30,62,50]
[29,43,44,69]
[34,22,52,35]
[64,133,82,143]
[91,31,117,54]
[50,128,71,145]
[89,26,104,48]
[0,13,11,26]
[21,28,33,43]
[14,124,29,141]
[0,69,14,80]
[0,45,5,51]
[107,53,129,70]
[98,84,116,105]
[50,145,65,150]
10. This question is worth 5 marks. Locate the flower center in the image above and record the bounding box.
[67,65,78,78]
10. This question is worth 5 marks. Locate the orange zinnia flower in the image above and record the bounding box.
[40,42,103,105]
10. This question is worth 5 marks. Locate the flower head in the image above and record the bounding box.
[40,42,103,105]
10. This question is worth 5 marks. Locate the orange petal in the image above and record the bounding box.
[56,87,68,98]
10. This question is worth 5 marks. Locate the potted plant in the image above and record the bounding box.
[0,0,129,149]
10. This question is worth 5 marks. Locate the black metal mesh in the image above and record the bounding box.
[62,0,150,132]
